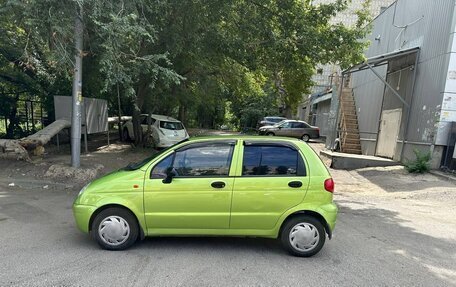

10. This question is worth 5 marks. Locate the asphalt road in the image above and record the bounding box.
[1,173,455,287]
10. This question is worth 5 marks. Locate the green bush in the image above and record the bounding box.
[405,149,431,173]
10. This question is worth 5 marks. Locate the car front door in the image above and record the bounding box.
[230,141,310,230]
[276,121,293,137]
[143,140,237,233]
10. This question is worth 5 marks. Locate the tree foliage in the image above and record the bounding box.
[0,0,372,141]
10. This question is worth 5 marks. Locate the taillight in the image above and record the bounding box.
[324,178,334,193]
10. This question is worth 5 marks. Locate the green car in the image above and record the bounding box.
[73,136,337,257]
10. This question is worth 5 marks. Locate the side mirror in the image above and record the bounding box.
[278,126,283,129]
[162,167,177,184]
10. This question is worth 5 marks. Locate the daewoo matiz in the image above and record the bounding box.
[73,136,337,257]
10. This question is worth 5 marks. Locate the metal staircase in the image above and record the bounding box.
[339,87,362,155]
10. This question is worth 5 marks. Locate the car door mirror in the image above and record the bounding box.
[162,167,178,184]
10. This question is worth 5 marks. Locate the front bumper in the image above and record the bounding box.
[73,204,96,233]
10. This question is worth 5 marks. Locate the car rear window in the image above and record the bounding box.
[160,121,184,130]
[242,145,306,176]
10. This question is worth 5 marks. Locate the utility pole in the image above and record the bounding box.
[71,2,83,168]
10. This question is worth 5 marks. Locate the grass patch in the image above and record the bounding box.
[405,149,431,173]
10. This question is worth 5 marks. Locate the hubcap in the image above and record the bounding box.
[289,222,319,252]
[98,216,130,246]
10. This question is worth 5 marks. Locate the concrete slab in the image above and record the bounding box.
[320,150,399,170]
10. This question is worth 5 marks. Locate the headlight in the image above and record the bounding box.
[78,183,90,196]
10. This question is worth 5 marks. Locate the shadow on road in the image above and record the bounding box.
[356,167,456,193]
[337,199,456,285]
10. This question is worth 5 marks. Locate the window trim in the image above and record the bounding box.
[241,142,307,177]
[149,141,237,178]
[150,152,175,179]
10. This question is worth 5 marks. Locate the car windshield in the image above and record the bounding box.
[273,120,287,127]
[160,121,184,130]
[122,139,188,170]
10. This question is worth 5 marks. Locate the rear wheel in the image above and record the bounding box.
[280,215,326,257]
[301,134,310,142]
[92,207,139,250]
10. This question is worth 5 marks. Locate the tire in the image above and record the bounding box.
[301,134,310,142]
[266,132,275,136]
[123,128,130,142]
[91,207,139,251]
[280,215,326,257]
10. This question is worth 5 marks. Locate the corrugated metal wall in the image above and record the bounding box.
[315,100,331,137]
[351,0,455,162]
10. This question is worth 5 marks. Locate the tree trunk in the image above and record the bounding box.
[6,93,20,139]
[132,80,148,145]
[20,119,71,149]
[0,139,31,161]
[178,104,186,125]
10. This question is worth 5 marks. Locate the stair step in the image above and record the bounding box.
[344,138,361,144]
[344,134,360,140]
[343,148,362,155]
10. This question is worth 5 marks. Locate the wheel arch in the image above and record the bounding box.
[279,210,332,239]
[88,204,145,240]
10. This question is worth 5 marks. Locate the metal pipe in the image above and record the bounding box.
[71,3,83,168]
[366,63,410,108]
[399,50,420,162]
[396,140,432,146]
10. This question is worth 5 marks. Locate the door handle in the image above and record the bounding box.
[288,181,303,188]
[211,181,226,189]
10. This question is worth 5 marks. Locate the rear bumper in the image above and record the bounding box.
[73,204,96,233]
[319,203,338,237]
[156,136,188,148]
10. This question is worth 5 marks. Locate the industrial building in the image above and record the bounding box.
[331,0,456,169]
[298,0,395,137]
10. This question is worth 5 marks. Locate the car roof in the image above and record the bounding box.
[187,135,303,143]
[283,119,310,124]
[140,114,180,122]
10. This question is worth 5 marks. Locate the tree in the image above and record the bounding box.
[1,0,371,145]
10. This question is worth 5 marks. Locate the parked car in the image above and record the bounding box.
[73,136,337,257]
[122,114,189,148]
[256,116,287,129]
[258,120,319,142]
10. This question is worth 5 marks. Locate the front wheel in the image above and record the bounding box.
[266,132,275,136]
[92,207,139,250]
[280,215,326,257]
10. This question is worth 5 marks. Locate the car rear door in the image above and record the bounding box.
[143,140,237,232]
[230,141,309,230]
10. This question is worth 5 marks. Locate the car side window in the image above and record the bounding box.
[172,144,234,177]
[150,154,174,178]
[242,145,306,176]
[292,122,306,128]
[280,122,292,128]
